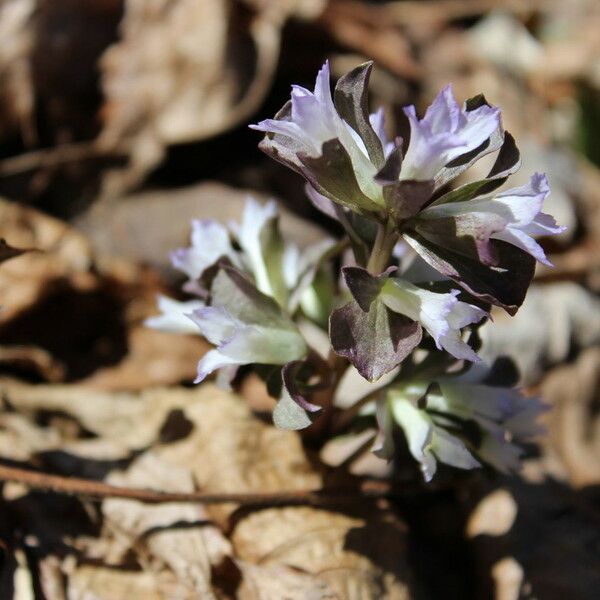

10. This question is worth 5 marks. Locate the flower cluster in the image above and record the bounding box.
[147,61,563,480]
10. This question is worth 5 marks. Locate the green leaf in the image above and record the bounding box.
[298,139,384,216]
[429,132,521,207]
[273,389,313,430]
[330,299,422,381]
[211,266,296,330]
[334,61,385,169]
[404,233,535,315]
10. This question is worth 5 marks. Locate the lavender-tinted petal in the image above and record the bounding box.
[305,184,340,220]
[250,118,308,145]
[454,104,501,158]
[195,349,241,384]
[381,279,485,361]
[369,107,395,157]
[171,219,236,280]
[422,84,461,132]
[493,227,552,266]
[144,295,204,335]
[189,306,239,345]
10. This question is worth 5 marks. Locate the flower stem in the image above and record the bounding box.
[366,220,397,274]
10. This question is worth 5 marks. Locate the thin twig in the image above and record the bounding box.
[0,463,391,506]
[332,389,381,435]
[0,142,120,177]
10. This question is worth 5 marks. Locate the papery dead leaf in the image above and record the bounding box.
[543,348,600,486]
[232,507,412,599]
[101,452,231,599]
[0,0,35,145]
[76,182,327,277]
[479,283,600,384]
[98,0,325,193]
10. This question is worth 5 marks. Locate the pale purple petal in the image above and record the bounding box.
[381,279,485,361]
[305,184,339,220]
[422,85,461,132]
[459,104,502,155]
[250,118,307,143]
[171,219,237,280]
[420,172,564,265]
[521,211,565,237]
[401,105,464,180]
[251,62,383,203]
[144,295,204,335]
[234,197,287,300]
[195,349,241,384]
[477,434,523,473]
[312,60,337,122]
[493,227,552,266]
[189,306,240,345]
[369,107,395,157]
[400,85,501,181]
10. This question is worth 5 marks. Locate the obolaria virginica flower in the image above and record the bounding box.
[147,196,332,395]
[376,377,545,481]
[146,60,563,482]
[253,61,564,315]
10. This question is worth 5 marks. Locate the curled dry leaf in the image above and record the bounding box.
[479,283,600,384]
[0,0,36,145]
[0,379,415,597]
[1,380,322,517]
[232,507,412,599]
[0,196,206,387]
[76,182,327,277]
[66,565,192,600]
[236,562,334,600]
[543,347,600,487]
[98,0,326,192]
[101,453,231,599]
[80,326,207,391]
[0,196,92,322]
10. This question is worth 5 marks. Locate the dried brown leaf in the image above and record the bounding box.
[76,182,327,277]
[543,348,600,486]
[66,565,192,600]
[0,0,36,145]
[232,507,411,599]
[97,0,325,192]
[101,453,231,599]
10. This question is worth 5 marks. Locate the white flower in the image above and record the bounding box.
[251,61,385,204]
[400,85,501,181]
[419,173,565,266]
[191,306,307,385]
[144,295,204,335]
[376,384,479,481]
[380,278,486,361]
[170,219,239,283]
